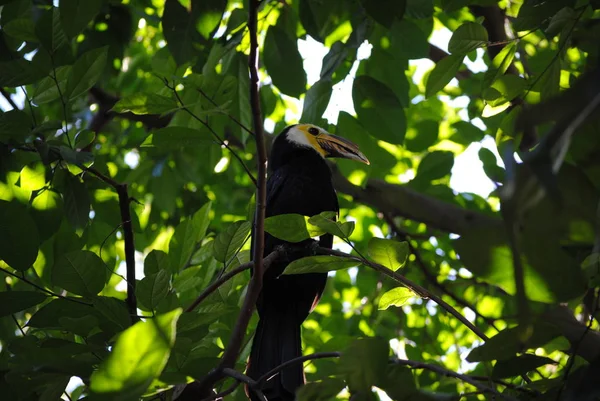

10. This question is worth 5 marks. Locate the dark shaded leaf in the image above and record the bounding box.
[137,270,170,311]
[60,0,103,38]
[52,250,107,297]
[301,80,332,124]
[212,220,251,263]
[0,291,48,317]
[144,250,171,276]
[492,354,556,378]
[415,151,454,182]
[62,173,90,229]
[425,54,463,98]
[448,22,488,54]
[65,46,108,101]
[339,338,388,392]
[0,200,39,271]
[353,75,406,144]
[263,25,306,97]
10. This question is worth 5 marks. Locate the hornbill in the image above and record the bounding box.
[247,124,369,400]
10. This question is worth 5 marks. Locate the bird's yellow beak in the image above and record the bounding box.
[315,133,370,165]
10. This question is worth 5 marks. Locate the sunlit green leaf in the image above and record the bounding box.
[283,255,359,274]
[368,238,409,271]
[425,54,463,98]
[378,287,414,310]
[308,212,354,239]
[90,309,182,400]
[264,213,325,243]
[112,93,178,115]
[448,22,488,54]
[20,162,46,190]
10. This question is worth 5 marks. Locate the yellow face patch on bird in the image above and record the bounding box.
[287,124,370,165]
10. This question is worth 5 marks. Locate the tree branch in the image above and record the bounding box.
[222,369,267,401]
[317,248,490,342]
[0,267,91,306]
[384,214,500,331]
[254,352,341,388]
[394,359,518,401]
[331,165,501,235]
[0,87,18,109]
[83,166,138,322]
[185,249,283,313]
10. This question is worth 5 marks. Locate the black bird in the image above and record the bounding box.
[247,124,369,401]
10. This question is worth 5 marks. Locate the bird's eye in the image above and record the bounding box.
[308,127,319,136]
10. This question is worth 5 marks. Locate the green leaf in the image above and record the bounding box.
[296,378,346,401]
[32,65,71,105]
[0,109,32,141]
[404,120,439,153]
[162,0,201,65]
[389,19,429,60]
[169,217,203,272]
[415,151,455,181]
[65,46,108,101]
[27,298,92,329]
[308,212,354,239]
[75,129,95,149]
[353,75,406,144]
[191,0,227,39]
[90,309,182,400]
[301,79,333,125]
[263,25,306,97]
[360,0,405,28]
[93,296,131,330]
[492,354,556,378]
[62,173,90,229]
[0,58,47,87]
[144,250,171,276]
[143,127,213,149]
[0,291,48,317]
[467,322,560,362]
[111,93,178,115]
[20,162,46,190]
[283,255,359,275]
[194,201,212,243]
[378,287,414,310]
[3,18,36,42]
[34,7,68,54]
[0,200,39,271]
[212,220,251,263]
[425,54,463,98]
[513,0,574,32]
[52,250,107,297]
[483,75,526,107]
[367,238,409,271]
[264,213,326,243]
[59,0,103,38]
[482,42,517,89]
[448,22,489,54]
[339,338,388,392]
[137,270,170,311]
[582,253,600,287]
[31,189,63,241]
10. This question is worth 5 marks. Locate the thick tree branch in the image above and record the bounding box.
[84,166,138,322]
[331,165,501,234]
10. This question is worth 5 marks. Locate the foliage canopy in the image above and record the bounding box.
[1,0,600,400]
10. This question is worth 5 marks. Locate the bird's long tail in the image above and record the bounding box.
[246,304,303,401]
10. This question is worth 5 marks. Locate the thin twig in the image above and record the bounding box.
[222,369,267,401]
[384,214,500,330]
[200,380,240,401]
[0,88,18,109]
[168,82,257,186]
[255,352,341,387]
[394,359,518,401]
[49,59,73,148]
[0,267,91,306]
[11,315,26,336]
[317,247,490,342]
[196,87,255,137]
[185,249,283,313]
